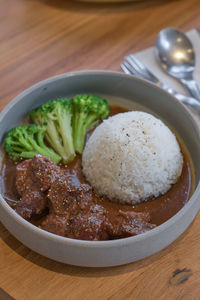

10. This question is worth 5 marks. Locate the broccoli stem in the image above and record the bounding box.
[18,151,40,159]
[73,112,87,154]
[57,107,75,162]
[44,119,70,163]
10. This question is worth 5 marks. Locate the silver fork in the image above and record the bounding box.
[121,55,200,108]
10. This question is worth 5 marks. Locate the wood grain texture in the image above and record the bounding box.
[1,0,200,299]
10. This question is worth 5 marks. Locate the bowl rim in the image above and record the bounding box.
[1,69,200,248]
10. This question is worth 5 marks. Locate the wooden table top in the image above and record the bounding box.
[1,0,200,299]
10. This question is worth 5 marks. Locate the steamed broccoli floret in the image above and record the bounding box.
[29,98,75,164]
[71,94,109,154]
[4,124,61,164]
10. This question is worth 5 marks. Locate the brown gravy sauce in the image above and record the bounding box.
[0,105,193,227]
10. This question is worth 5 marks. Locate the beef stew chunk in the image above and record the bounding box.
[15,159,48,219]
[15,155,155,240]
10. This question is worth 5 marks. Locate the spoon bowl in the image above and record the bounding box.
[156,28,200,100]
[156,28,195,79]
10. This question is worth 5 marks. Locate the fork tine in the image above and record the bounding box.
[120,63,131,75]
[128,56,148,73]
[125,56,155,81]
[124,56,143,75]
[129,56,149,72]
[123,58,145,76]
[122,61,143,77]
[123,60,151,81]
[125,55,159,83]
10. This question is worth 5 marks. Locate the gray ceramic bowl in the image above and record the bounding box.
[0,70,200,267]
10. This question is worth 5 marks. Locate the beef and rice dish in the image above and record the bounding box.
[0,95,193,241]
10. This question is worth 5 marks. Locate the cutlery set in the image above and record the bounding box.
[121,28,200,112]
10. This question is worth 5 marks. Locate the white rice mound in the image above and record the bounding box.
[82,111,183,205]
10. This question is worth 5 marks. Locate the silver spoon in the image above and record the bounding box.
[156,28,200,101]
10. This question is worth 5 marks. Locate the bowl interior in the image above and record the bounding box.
[1,71,200,188]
